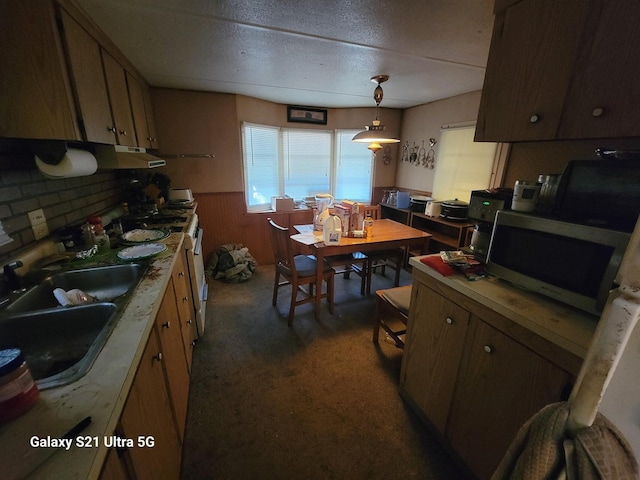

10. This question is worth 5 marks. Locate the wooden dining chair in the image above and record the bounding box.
[268,218,335,326]
[373,285,412,349]
[353,205,405,295]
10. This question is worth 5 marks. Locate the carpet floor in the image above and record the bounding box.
[180,263,471,479]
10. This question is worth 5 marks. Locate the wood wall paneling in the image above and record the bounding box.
[194,192,313,267]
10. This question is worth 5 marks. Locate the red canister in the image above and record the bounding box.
[0,349,39,423]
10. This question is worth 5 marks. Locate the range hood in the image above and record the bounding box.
[94,144,166,169]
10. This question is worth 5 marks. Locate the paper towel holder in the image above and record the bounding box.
[30,140,68,165]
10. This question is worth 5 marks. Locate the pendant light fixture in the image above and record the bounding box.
[352,75,400,153]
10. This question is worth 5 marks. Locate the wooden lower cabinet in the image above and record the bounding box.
[446,318,570,480]
[400,282,470,434]
[118,329,182,479]
[172,251,197,370]
[156,276,191,442]
[400,278,572,480]
[99,257,195,479]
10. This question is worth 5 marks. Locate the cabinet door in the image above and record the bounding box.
[400,282,471,434]
[447,318,570,480]
[156,278,190,441]
[0,0,79,140]
[99,445,131,480]
[102,50,136,146]
[59,9,116,145]
[126,72,150,149]
[119,330,181,479]
[172,252,196,370]
[142,86,160,150]
[475,0,590,142]
[558,2,640,139]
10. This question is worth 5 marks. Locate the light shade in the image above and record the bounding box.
[352,121,400,144]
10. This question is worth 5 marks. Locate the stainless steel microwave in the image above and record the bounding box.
[486,210,631,315]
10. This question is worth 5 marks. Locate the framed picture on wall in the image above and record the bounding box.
[287,106,328,125]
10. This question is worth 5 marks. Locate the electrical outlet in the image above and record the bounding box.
[28,209,46,226]
[33,223,49,240]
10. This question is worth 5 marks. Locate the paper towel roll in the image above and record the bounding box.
[35,148,97,179]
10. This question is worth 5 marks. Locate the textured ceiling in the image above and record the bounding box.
[76,0,494,109]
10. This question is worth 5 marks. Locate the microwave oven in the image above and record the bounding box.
[486,210,631,315]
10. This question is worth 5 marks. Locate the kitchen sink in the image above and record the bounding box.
[0,303,118,390]
[0,263,149,389]
[2,263,147,316]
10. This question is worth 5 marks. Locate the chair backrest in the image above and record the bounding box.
[268,218,294,271]
[362,204,382,220]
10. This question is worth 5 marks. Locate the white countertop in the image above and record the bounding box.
[409,255,599,362]
[0,234,184,480]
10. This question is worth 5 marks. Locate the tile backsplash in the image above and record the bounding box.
[0,151,128,262]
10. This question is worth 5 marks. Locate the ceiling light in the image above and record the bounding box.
[352,75,400,146]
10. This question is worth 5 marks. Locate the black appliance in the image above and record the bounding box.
[553,158,640,232]
[467,188,513,258]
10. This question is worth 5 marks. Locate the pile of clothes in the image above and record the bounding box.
[207,243,257,282]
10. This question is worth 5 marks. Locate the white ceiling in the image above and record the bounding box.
[75,0,495,109]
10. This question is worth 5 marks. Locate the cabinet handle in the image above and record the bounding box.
[119,130,127,136]
[153,352,163,362]
[107,126,116,133]
[592,107,605,117]
[182,296,189,303]
[187,319,193,324]
[178,271,185,278]
[445,317,454,325]
[529,114,541,123]
[162,321,170,329]
[483,345,493,354]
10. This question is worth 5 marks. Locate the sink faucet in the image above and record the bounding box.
[3,260,24,292]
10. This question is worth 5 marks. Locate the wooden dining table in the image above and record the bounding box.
[291,219,432,314]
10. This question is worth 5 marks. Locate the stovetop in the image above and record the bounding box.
[122,212,194,233]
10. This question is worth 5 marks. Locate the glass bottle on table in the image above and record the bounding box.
[363,214,374,238]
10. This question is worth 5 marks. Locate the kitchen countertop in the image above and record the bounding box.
[0,233,184,480]
[409,255,599,363]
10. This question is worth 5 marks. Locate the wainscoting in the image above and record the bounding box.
[193,192,313,267]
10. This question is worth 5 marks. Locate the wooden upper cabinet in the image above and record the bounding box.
[142,86,160,150]
[128,73,160,150]
[0,0,80,140]
[477,0,640,142]
[475,0,590,142]
[557,1,640,139]
[59,8,116,144]
[102,50,136,147]
[127,72,150,148]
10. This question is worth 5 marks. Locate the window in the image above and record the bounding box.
[242,123,373,211]
[431,125,499,203]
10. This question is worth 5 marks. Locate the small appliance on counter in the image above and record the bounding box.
[512,180,540,212]
[466,188,513,259]
[409,195,433,212]
[440,198,469,222]
[425,200,442,217]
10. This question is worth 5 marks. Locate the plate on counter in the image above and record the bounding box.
[121,228,170,243]
[117,243,168,261]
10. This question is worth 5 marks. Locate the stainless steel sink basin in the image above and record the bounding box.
[0,303,118,389]
[0,263,149,389]
[3,263,146,315]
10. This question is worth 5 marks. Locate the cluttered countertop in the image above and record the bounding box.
[410,254,598,363]
[0,233,184,480]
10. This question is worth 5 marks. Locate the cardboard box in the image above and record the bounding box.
[271,196,295,211]
[333,204,350,236]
